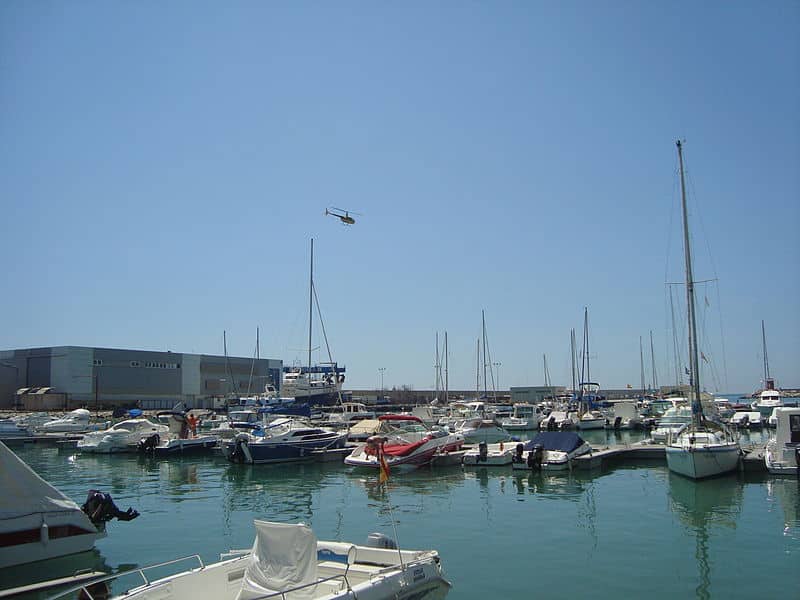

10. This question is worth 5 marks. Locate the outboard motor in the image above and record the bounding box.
[137,433,160,454]
[547,417,556,431]
[229,433,253,464]
[740,414,749,429]
[613,416,622,430]
[478,441,488,463]
[81,490,139,529]
[527,444,544,470]
[513,443,524,463]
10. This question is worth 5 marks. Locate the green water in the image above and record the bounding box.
[2,431,798,599]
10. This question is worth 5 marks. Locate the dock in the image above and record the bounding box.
[572,442,767,473]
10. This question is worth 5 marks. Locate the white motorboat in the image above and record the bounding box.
[37,408,103,433]
[510,432,592,471]
[650,404,693,443]
[764,407,800,476]
[138,411,219,456]
[576,410,606,430]
[345,415,464,471]
[752,386,783,419]
[54,520,451,600]
[500,403,543,431]
[325,402,376,426]
[462,441,514,466]
[608,401,645,430]
[77,418,169,453]
[450,416,511,444]
[223,417,347,464]
[0,442,139,569]
[729,411,763,430]
[664,141,741,480]
[539,410,578,431]
[0,418,30,437]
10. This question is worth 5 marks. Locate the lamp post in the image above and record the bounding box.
[378,368,386,401]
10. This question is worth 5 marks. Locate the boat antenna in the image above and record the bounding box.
[677,140,703,423]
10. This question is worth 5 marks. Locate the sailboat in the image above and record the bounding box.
[664,140,741,480]
[281,239,345,406]
[751,320,784,418]
[575,308,606,430]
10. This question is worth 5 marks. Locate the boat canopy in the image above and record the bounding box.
[522,432,587,453]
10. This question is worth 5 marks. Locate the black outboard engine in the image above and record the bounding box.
[613,416,622,430]
[478,441,488,462]
[81,490,139,529]
[513,443,524,463]
[527,444,544,470]
[795,446,800,478]
[547,417,556,431]
[138,433,160,454]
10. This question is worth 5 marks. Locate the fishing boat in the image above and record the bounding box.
[53,520,451,600]
[664,141,740,480]
[222,417,347,464]
[510,432,592,471]
[764,407,800,476]
[77,418,169,453]
[0,442,139,569]
[344,415,464,471]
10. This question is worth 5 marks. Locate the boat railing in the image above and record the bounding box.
[47,555,205,600]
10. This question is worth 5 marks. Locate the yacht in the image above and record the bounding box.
[764,407,800,475]
[729,411,763,430]
[449,416,511,444]
[223,418,347,464]
[752,380,783,419]
[0,418,30,437]
[78,418,169,453]
[52,520,451,600]
[324,402,376,427]
[344,415,464,471]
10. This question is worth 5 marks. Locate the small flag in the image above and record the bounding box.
[701,352,709,363]
[379,451,390,484]
[685,367,691,376]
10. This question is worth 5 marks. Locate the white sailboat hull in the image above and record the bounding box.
[665,444,740,479]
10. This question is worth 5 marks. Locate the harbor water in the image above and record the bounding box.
[2,428,799,599]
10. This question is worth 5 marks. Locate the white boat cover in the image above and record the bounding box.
[0,441,91,529]
[237,520,318,600]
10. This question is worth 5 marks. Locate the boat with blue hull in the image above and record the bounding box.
[222,418,348,464]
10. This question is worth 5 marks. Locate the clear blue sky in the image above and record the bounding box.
[2,2,798,394]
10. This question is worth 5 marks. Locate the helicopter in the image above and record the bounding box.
[325,207,358,225]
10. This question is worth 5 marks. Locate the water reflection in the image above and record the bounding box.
[765,478,800,541]
[667,473,743,600]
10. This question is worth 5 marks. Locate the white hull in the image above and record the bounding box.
[463,443,514,466]
[576,418,605,430]
[665,444,740,479]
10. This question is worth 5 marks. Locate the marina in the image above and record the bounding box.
[0,423,797,599]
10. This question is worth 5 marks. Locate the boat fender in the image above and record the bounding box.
[40,521,48,544]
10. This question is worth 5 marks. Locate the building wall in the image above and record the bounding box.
[0,346,282,409]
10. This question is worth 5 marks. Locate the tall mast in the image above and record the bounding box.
[444,331,449,404]
[639,336,645,397]
[761,320,770,383]
[649,330,658,393]
[434,332,440,400]
[308,238,314,375]
[570,328,577,394]
[476,338,480,399]
[481,310,488,399]
[677,140,703,422]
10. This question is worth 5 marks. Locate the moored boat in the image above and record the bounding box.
[764,407,800,476]
[222,417,347,464]
[78,418,169,453]
[510,431,592,471]
[52,520,451,600]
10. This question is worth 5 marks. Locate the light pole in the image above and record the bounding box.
[378,368,386,399]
